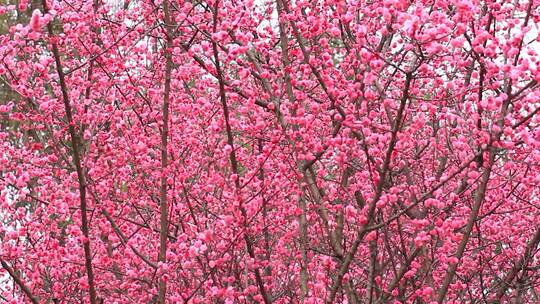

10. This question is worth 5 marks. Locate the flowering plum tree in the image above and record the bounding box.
[1,0,540,303]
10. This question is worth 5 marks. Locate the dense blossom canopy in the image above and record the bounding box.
[1,0,540,303]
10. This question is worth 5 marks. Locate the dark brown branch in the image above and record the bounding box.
[495,227,540,300]
[0,258,39,304]
[157,0,174,302]
[211,1,272,303]
[42,0,97,302]
[326,72,413,304]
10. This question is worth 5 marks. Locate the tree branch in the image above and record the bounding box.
[42,0,97,302]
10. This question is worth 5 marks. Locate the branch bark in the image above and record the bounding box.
[326,72,413,304]
[435,138,496,303]
[495,227,540,300]
[42,1,97,302]
[0,258,40,304]
[212,1,272,303]
[157,0,174,302]
[275,0,310,299]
